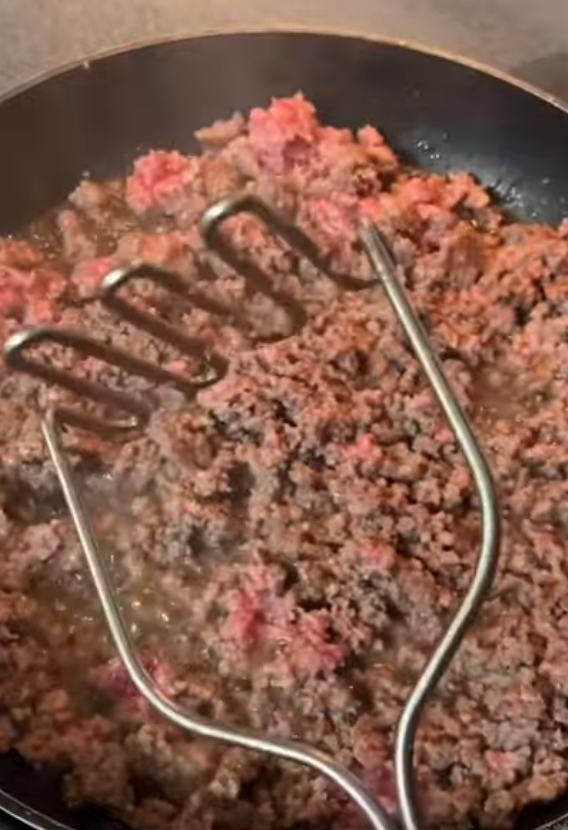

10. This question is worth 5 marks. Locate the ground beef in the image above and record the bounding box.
[1,92,568,830]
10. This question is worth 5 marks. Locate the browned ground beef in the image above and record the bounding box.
[1,93,568,830]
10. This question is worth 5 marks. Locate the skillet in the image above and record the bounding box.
[0,28,568,830]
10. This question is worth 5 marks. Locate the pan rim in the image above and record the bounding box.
[1,24,567,117]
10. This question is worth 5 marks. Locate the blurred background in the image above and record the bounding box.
[0,0,566,99]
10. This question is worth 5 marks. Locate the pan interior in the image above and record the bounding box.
[1,29,568,830]
[1,31,568,233]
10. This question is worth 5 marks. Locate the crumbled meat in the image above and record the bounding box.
[126,151,198,216]
[69,255,117,298]
[0,238,66,337]
[1,93,568,830]
[57,209,97,263]
[195,113,246,149]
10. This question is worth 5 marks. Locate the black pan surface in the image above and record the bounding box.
[1,28,568,830]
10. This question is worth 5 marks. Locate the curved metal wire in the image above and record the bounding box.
[200,192,381,292]
[3,195,500,830]
[3,264,227,437]
[359,223,500,830]
[41,407,397,830]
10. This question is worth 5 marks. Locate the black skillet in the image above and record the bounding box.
[0,28,567,830]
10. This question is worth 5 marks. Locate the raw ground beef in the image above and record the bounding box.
[1,92,568,830]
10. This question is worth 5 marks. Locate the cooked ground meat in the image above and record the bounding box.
[1,93,568,830]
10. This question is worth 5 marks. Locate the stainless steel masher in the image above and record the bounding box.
[4,193,500,830]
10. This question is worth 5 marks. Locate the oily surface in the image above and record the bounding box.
[1,95,568,830]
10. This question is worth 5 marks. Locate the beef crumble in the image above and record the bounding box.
[1,93,568,830]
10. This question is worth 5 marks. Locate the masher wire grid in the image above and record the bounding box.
[3,193,500,830]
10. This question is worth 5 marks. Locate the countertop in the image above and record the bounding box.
[0,0,567,100]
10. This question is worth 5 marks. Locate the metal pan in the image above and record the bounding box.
[0,28,567,830]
